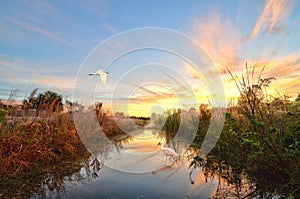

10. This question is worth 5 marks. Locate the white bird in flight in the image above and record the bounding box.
[89,69,109,84]
[157,142,178,164]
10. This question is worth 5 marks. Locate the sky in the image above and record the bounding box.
[0,0,300,116]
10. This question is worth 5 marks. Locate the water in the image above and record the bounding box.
[45,130,223,198]
[2,129,274,198]
[64,163,217,199]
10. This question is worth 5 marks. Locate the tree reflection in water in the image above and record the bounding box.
[3,129,294,199]
[189,154,289,198]
[0,151,106,198]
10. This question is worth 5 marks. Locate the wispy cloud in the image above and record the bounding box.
[105,24,118,33]
[191,14,241,74]
[162,71,189,91]
[25,0,58,13]
[189,5,300,101]
[265,53,300,77]
[10,18,78,48]
[0,0,95,50]
[36,76,75,92]
[0,54,79,98]
[239,51,300,78]
[248,0,292,39]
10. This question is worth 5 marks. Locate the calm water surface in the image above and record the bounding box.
[46,130,222,199]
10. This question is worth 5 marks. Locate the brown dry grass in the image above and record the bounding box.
[0,113,87,178]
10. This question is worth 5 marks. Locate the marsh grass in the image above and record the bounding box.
[163,64,300,197]
[0,93,129,179]
[0,109,96,198]
[0,90,127,198]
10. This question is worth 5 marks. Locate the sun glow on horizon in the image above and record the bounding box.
[1,0,299,115]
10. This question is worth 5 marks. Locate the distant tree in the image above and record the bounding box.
[37,91,63,113]
[23,89,63,116]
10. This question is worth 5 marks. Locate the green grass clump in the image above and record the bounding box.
[170,64,300,197]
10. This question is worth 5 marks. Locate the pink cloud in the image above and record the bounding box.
[190,14,241,75]
[248,0,292,39]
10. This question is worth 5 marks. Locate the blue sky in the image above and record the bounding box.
[0,0,300,115]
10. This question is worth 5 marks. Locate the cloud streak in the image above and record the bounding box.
[10,18,78,48]
[0,54,80,99]
[248,0,292,39]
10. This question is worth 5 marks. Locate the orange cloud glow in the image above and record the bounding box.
[126,85,180,116]
[37,76,75,92]
[191,14,240,74]
[188,3,299,102]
